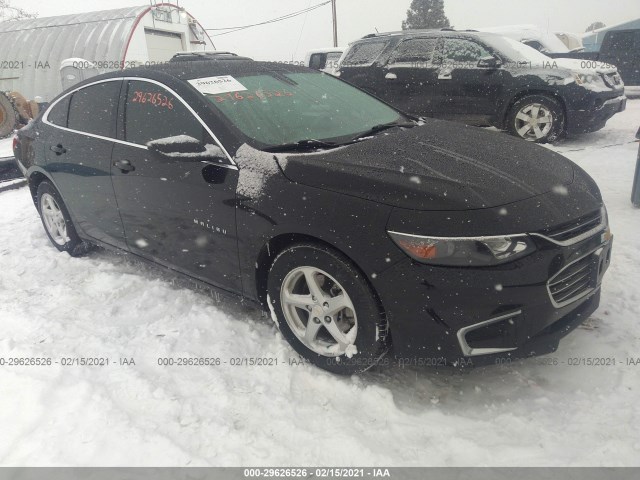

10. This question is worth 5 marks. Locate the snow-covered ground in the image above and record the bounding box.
[1,103,639,467]
[0,137,13,159]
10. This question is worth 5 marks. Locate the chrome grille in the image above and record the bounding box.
[548,254,597,306]
[541,210,603,243]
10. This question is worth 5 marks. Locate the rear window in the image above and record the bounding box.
[47,96,71,127]
[342,40,389,66]
[67,81,121,138]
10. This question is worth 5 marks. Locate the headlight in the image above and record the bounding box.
[388,231,536,266]
[572,72,607,90]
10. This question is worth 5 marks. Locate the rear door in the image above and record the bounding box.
[43,79,128,249]
[110,79,241,292]
[381,37,441,116]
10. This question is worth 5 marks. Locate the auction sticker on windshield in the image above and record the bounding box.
[188,75,247,95]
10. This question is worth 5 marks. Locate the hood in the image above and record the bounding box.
[277,119,575,211]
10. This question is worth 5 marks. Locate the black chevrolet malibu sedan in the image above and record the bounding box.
[14,60,612,374]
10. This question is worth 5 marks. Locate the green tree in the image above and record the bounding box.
[585,21,606,33]
[402,0,450,30]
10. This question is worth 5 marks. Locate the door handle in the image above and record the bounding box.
[113,159,135,173]
[50,144,66,155]
[385,72,398,80]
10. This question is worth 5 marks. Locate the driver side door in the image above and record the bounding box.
[110,79,241,293]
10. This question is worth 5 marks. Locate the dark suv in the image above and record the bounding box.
[339,30,627,143]
[14,60,612,374]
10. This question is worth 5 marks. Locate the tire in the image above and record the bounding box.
[0,92,18,138]
[507,94,565,144]
[267,243,389,375]
[36,181,90,256]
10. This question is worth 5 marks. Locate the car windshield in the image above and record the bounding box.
[200,71,403,149]
[484,36,552,64]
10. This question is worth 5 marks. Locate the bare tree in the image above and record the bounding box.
[0,0,37,21]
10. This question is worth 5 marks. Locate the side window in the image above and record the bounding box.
[67,81,121,137]
[123,80,209,146]
[342,40,389,66]
[309,53,326,70]
[443,39,491,68]
[388,38,438,65]
[523,40,546,52]
[47,95,71,127]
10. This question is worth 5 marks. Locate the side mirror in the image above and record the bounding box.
[477,55,502,69]
[147,135,226,162]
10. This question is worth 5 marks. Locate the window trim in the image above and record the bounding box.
[42,77,237,168]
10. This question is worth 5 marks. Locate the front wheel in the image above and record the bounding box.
[267,243,389,375]
[507,94,565,143]
[37,181,90,256]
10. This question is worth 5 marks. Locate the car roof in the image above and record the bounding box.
[353,29,498,43]
[69,59,312,90]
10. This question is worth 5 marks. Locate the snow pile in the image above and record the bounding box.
[0,103,639,467]
[235,143,281,200]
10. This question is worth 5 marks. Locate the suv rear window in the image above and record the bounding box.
[342,40,389,66]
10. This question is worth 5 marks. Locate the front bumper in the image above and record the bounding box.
[566,94,626,134]
[375,229,613,368]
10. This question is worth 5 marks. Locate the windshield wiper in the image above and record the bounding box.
[349,121,417,142]
[263,139,340,153]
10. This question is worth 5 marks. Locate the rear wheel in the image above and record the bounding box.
[37,181,90,256]
[267,243,388,375]
[507,94,565,143]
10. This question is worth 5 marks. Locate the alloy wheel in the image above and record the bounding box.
[514,103,554,141]
[280,266,357,357]
[40,193,69,246]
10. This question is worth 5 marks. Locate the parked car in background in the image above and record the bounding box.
[476,25,572,54]
[549,29,640,96]
[555,32,584,52]
[14,59,612,373]
[339,30,627,143]
[305,48,344,75]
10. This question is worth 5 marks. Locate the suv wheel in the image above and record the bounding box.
[267,243,388,375]
[507,94,565,143]
[37,181,90,256]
